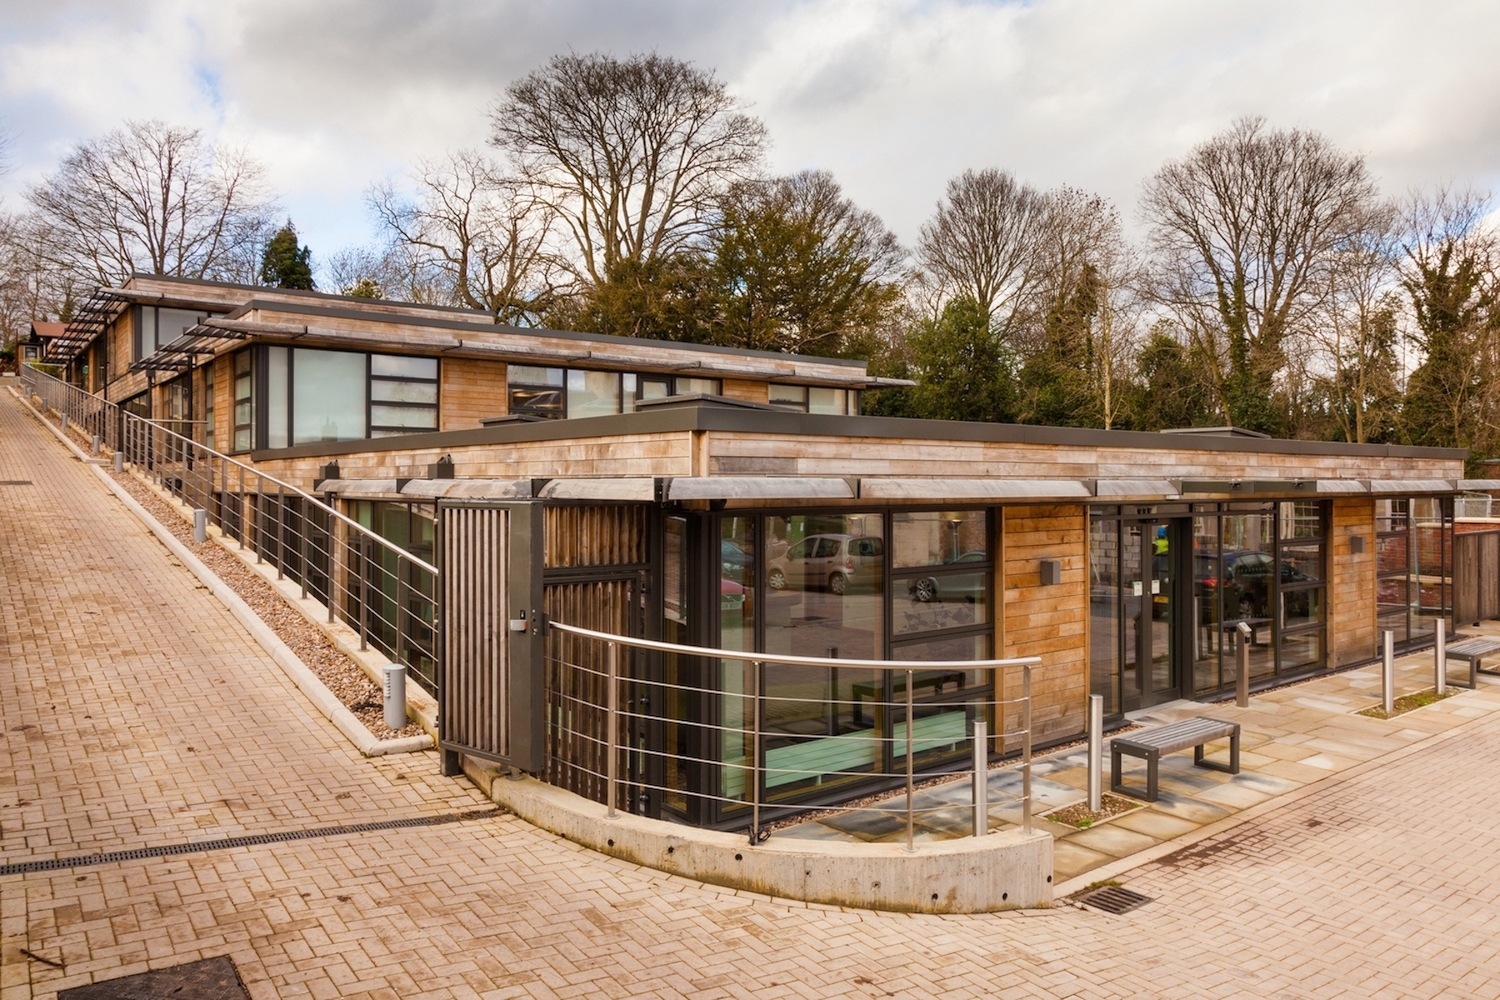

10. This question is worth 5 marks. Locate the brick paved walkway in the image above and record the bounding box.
[6,387,1500,999]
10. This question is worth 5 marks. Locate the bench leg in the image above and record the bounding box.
[1145,751,1158,803]
[1110,745,1122,795]
[1230,730,1240,774]
[1193,732,1242,775]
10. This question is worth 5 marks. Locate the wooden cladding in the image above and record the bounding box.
[544,505,647,568]
[544,578,637,809]
[1455,530,1500,625]
[441,505,511,762]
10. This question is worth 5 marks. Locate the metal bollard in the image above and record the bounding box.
[91,434,101,455]
[972,718,989,836]
[192,508,208,544]
[1435,619,1447,696]
[383,663,407,731]
[1382,630,1395,716]
[1087,694,1103,812]
[60,413,68,432]
[1236,621,1252,708]
[113,451,123,472]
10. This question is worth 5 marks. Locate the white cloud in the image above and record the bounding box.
[3,0,1499,264]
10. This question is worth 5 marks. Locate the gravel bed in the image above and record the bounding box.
[74,435,423,741]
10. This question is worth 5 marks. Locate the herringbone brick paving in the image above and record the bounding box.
[5,387,1500,999]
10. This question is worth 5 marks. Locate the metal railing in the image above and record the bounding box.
[19,364,440,694]
[547,619,1041,847]
[1456,494,1496,519]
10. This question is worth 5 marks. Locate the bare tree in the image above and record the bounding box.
[488,53,766,285]
[324,243,452,305]
[26,120,276,286]
[370,150,562,325]
[916,168,1048,328]
[1142,117,1376,433]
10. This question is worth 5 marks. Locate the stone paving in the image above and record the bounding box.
[8,385,1500,999]
[782,638,1500,884]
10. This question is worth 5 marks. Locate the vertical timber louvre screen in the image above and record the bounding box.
[438,500,545,773]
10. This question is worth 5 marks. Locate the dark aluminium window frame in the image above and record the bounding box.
[675,504,996,828]
[231,345,441,452]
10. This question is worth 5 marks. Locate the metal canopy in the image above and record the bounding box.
[1093,479,1179,497]
[861,478,1092,500]
[1180,479,1319,495]
[46,289,128,361]
[538,478,656,502]
[401,479,532,499]
[129,322,248,373]
[667,476,855,501]
[1367,479,1458,494]
[317,478,401,496]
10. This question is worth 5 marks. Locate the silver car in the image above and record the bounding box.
[767,533,884,595]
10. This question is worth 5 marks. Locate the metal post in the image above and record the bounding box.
[383,663,407,731]
[1383,629,1395,716]
[1435,618,1447,696]
[193,508,208,544]
[396,557,406,670]
[113,451,123,473]
[750,660,762,845]
[327,514,338,624]
[904,667,915,853]
[299,503,309,600]
[1087,693,1103,813]
[1022,664,1033,835]
[237,466,246,550]
[91,434,100,455]
[1236,621,1252,708]
[60,413,67,432]
[358,535,369,652]
[972,718,989,837]
[606,641,619,819]
[276,482,285,580]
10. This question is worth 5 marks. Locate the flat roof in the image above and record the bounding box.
[251,394,1466,463]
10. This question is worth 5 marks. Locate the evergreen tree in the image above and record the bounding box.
[904,297,1016,422]
[1124,328,1212,431]
[260,222,314,289]
[1017,262,1103,426]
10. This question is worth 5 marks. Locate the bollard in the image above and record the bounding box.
[60,413,68,432]
[972,718,989,836]
[91,434,101,455]
[192,508,208,544]
[383,663,407,731]
[1435,619,1447,696]
[1382,630,1395,716]
[1236,621,1253,708]
[113,451,124,472]
[1087,694,1103,812]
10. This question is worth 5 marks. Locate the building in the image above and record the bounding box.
[44,274,1483,831]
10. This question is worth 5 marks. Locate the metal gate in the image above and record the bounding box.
[437,501,545,774]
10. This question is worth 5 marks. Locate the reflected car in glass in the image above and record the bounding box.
[767,534,884,595]
[908,550,988,602]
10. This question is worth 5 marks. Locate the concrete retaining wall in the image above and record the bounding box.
[465,760,1053,913]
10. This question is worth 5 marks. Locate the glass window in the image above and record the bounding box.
[1279,501,1323,540]
[808,387,849,415]
[1191,515,1222,696]
[567,369,622,419]
[719,516,755,800]
[768,384,808,412]
[292,349,367,444]
[232,350,253,452]
[893,571,986,634]
[266,346,290,449]
[622,373,639,413]
[508,365,565,419]
[369,353,439,436]
[639,377,672,401]
[371,380,438,404]
[1090,518,1121,713]
[892,510,987,568]
[1279,542,1324,583]
[371,355,437,380]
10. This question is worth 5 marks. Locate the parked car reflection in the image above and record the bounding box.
[907,550,988,602]
[767,534,884,595]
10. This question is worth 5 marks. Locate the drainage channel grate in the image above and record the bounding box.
[0,480,33,485]
[0,808,499,876]
[1078,884,1153,914]
[59,956,249,999]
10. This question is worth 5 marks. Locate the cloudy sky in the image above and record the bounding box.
[3,0,1499,276]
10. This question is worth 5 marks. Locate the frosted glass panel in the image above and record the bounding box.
[266,347,289,449]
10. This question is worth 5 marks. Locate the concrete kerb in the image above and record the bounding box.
[12,388,431,758]
[1053,684,1500,897]
[463,758,1053,913]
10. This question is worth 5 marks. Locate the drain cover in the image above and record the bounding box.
[1078,884,1152,914]
[0,480,32,486]
[58,956,249,999]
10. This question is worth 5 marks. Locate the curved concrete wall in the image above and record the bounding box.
[466,760,1052,913]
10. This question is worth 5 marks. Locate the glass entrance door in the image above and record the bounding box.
[1123,520,1178,711]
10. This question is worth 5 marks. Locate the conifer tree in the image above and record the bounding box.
[260,222,314,289]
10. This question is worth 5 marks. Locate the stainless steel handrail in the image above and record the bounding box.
[547,620,1039,847]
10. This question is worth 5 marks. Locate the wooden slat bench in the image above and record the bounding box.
[1110,716,1241,802]
[1444,636,1500,689]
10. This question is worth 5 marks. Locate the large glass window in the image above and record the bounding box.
[232,351,253,452]
[509,366,721,420]
[293,349,367,444]
[719,516,756,801]
[768,384,857,415]
[1377,498,1453,647]
[370,355,439,436]
[136,306,211,360]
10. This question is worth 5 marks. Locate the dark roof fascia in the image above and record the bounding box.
[235,298,865,370]
[249,402,1469,464]
[127,272,493,318]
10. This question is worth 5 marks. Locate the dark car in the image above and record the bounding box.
[908,550,989,602]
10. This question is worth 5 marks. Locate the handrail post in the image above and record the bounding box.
[237,466,246,549]
[299,500,309,600]
[1087,693,1103,813]
[328,512,338,624]
[1383,630,1395,715]
[972,717,988,837]
[606,640,619,819]
[1236,621,1252,708]
[396,556,407,670]
[750,659,763,845]
[276,482,286,580]
[904,667,915,853]
[1022,663,1033,835]
[1435,618,1447,696]
[358,534,369,652]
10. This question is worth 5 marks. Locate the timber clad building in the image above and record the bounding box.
[47,274,1488,829]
